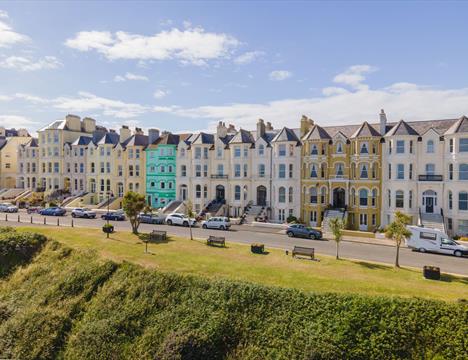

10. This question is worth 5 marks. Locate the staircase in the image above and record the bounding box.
[242,205,264,224]
[162,200,183,214]
[420,213,445,233]
[97,196,115,209]
[0,188,26,200]
[199,199,225,218]
[322,209,346,234]
[61,192,87,207]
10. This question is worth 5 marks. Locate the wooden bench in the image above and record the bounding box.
[207,235,225,247]
[292,246,314,260]
[150,230,167,241]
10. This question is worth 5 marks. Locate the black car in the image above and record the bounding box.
[286,224,323,240]
[101,210,126,221]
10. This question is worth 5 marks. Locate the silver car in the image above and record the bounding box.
[202,217,231,230]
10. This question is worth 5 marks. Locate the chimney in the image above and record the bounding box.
[227,124,236,133]
[0,127,5,137]
[134,127,144,135]
[148,128,160,144]
[217,121,227,138]
[17,128,29,137]
[82,117,96,133]
[120,125,132,142]
[65,114,81,132]
[266,122,273,131]
[256,118,266,140]
[300,115,314,136]
[379,109,387,135]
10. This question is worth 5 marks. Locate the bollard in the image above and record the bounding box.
[18,214,20,223]
[31,216,33,224]
[44,217,46,225]
[71,219,74,227]
[5,214,7,222]
[57,218,59,226]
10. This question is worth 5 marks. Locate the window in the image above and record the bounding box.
[204,164,208,177]
[135,165,140,176]
[128,149,133,159]
[372,214,376,226]
[397,164,404,179]
[395,190,404,208]
[160,148,165,156]
[460,138,468,152]
[409,190,413,208]
[278,187,286,203]
[372,163,377,179]
[321,187,326,204]
[278,144,286,157]
[409,140,413,154]
[449,163,453,180]
[360,164,368,179]
[258,164,265,177]
[235,185,241,200]
[243,147,248,158]
[335,163,344,177]
[106,162,111,173]
[336,142,343,154]
[449,191,453,210]
[289,164,293,178]
[195,147,201,159]
[426,140,434,153]
[195,165,201,177]
[388,141,392,154]
[309,188,317,204]
[168,165,173,173]
[216,146,223,158]
[321,163,326,178]
[311,144,318,155]
[288,187,293,203]
[372,189,377,207]
[217,164,224,175]
[129,165,134,176]
[388,164,392,179]
[80,163,84,173]
[388,190,391,207]
[203,185,207,198]
[135,149,140,158]
[396,140,405,154]
[279,164,286,178]
[181,165,186,177]
[360,142,368,154]
[180,148,186,157]
[359,189,368,207]
[447,218,453,231]
[459,220,468,235]
[234,164,241,177]
[409,164,413,180]
[243,164,248,177]
[203,147,208,159]
[426,163,435,175]
[310,164,318,178]
[234,146,241,158]
[258,144,264,156]
[459,192,468,211]
[449,138,454,153]
[196,185,201,198]
[459,164,468,180]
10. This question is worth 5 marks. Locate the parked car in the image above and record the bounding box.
[406,226,468,257]
[27,206,43,214]
[137,212,162,224]
[165,213,197,227]
[71,208,96,219]
[202,216,231,230]
[39,207,66,216]
[0,203,18,213]
[101,210,126,221]
[286,224,323,240]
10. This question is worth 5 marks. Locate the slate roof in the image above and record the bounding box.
[190,132,214,145]
[0,137,7,150]
[229,129,255,144]
[385,119,419,136]
[121,134,149,148]
[2,128,26,137]
[445,116,468,135]
[71,136,93,146]
[302,124,331,141]
[272,127,300,143]
[350,121,381,138]
[147,133,191,148]
[96,132,120,146]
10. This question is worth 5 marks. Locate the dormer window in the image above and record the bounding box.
[311,144,318,155]
[278,144,286,156]
[360,142,369,154]
[336,142,343,154]
[258,144,264,156]
[427,140,434,153]
[180,148,185,157]
[396,140,405,154]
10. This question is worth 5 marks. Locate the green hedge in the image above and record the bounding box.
[0,227,47,278]
[0,234,466,359]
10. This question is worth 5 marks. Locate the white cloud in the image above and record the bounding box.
[269,70,292,81]
[0,18,29,47]
[65,26,240,66]
[234,50,264,65]
[14,93,50,104]
[0,115,35,127]
[0,56,62,71]
[153,89,169,99]
[333,64,377,91]
[322,87,350,96]
[0,94,12,101]
[114,72,148,82]
[0,10,8,18]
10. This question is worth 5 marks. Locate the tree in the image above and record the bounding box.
[385,211,412,268]
[329,217,345,260]
[185,200,195,240]
[123,191,146,234]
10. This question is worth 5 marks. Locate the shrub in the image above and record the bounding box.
[286,215,298,223]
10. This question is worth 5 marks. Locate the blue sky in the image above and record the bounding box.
[1,1,468,134]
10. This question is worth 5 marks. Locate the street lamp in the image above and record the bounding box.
[106,190,113,238]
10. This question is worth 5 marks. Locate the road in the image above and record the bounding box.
[1,210,467,276]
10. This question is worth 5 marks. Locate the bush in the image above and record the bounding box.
[286,215,298,223]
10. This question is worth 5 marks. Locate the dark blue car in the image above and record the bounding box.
[101,210,126,221]
[286,224,323,240]
[39,207,66,216]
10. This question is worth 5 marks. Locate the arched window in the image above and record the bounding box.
[359,189,368,206]
[427,140,434,153]
[335,163,344,177]
[310,164,318,178]
[459,164,468,180]
[235,185,241,201]
[288,187,293,203]
[196,185,201,198]
[311,144,318,155]
[278,187,286,203]
[244,186,248,200]
[360,164,368,179]
[449,163,453,180]
[459,192,468,211]
[388,189,391,207]
[372,189,377,207]
[309,188,317,204]
[321,187,326,204]
[395,190,404,208]
[449,191,453,210]
[360,142,369,154]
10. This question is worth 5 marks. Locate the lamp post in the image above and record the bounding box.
[106,190,113,238]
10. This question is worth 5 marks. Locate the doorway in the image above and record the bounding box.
[333,187,346,208]
[257,185,267,206]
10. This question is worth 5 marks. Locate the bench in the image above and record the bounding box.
[207,235,225,247]
[292,246,314,260]
[149,230,167,241]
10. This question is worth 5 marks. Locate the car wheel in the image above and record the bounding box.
[220,225,225,230]
[167,219,172,225]
[309,233,316,240]
[84,214,88,219]
[202,224,208,229]
[454,250,463,257]
[183,221,189,227]
[287,231,294,237]
[419,248,426,253]
[72,213,76,218]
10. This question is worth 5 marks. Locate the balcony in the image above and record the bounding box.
[210,174,228,179]
[418,174,443,181]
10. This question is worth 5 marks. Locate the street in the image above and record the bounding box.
[1,210,467,276]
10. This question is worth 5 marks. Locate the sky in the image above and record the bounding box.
[1,1,468,134]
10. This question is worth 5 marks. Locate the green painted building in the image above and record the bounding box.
[146,133,184,208]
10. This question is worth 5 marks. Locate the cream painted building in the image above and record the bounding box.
[0,127,31,189]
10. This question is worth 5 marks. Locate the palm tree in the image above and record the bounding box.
[185,200,194,240]
[329,217,345,260]
[385,211,412,268]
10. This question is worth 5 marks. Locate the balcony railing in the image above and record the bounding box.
[418,174,443,181]
[210,174,228,179]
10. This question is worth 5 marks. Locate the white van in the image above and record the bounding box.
[406,226,468,257]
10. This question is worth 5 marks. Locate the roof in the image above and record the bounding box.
[0,137,7,150]
[190,132,214,145]
[302,124,331,141]
[121,134,149,148]
[71,136,93,146]
[229,129,255,144]
[147,133,191,148]
[272,127,300,143]
[96,132,120,146]
[445,116,468,135]
[385,120,419,136]
[350,121,381,138]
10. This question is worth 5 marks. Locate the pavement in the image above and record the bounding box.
[1,210,467,276]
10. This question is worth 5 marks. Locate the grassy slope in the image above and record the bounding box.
[18,226,468,302]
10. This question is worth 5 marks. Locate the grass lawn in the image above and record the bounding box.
[19,226,468,302]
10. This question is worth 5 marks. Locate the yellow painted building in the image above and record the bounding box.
[0,128,31,189]
[301,117,382,231]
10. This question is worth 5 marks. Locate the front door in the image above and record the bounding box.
[426,197,434,213]
[359,214,368,231]
[257,186,267,206]
[333,188,346,208]
[216,185,225,202]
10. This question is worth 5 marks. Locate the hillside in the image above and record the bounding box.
[0,227,467,359]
